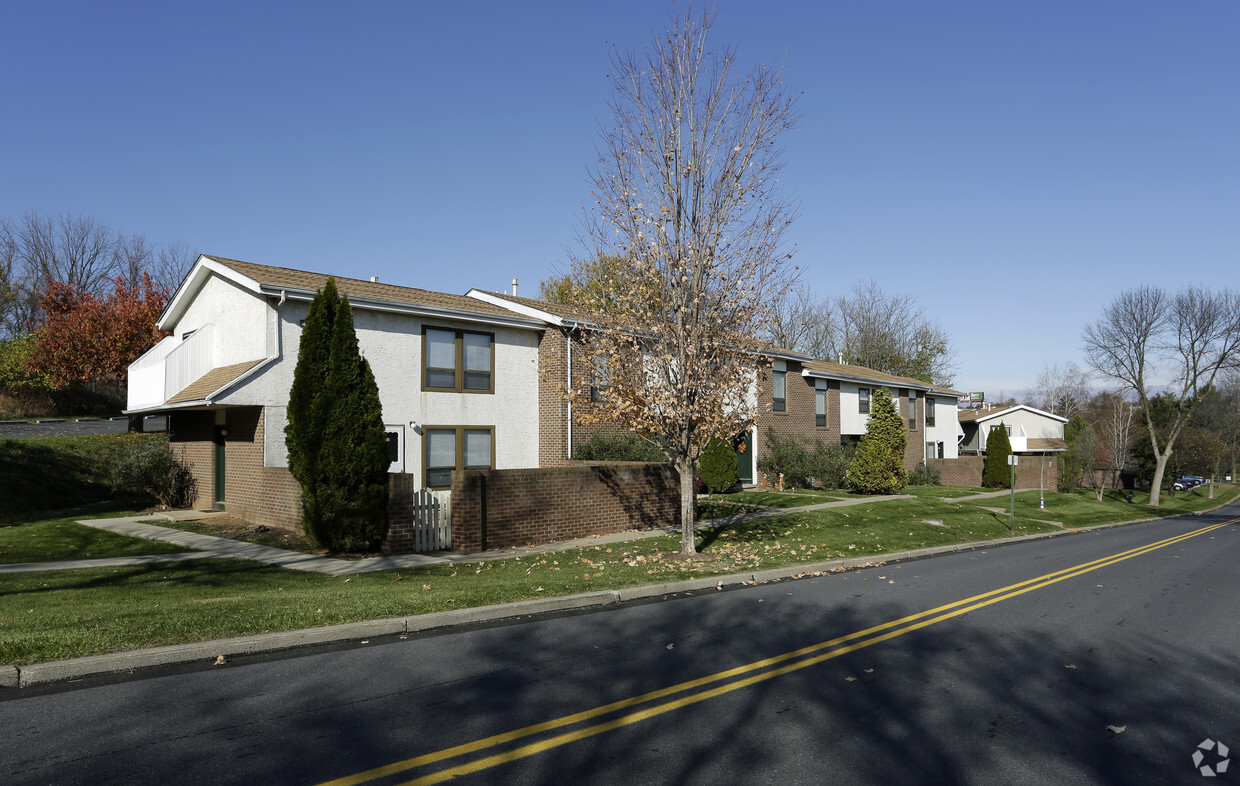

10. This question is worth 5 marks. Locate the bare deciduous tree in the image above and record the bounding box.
[570,9,800,555]
[1083,285,1240,505]
[0,212,194,338]
[1034,361,1090,419]
[768,282,835,357]
[1091,390,1136,501]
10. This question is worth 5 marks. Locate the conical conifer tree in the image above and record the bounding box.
[286,278,339,534]
[847,387,909,494]
[983,422,1013,488]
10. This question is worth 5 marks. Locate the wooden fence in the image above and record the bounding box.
[410,488,452,552]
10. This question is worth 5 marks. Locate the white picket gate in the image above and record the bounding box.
[410,488,452,551]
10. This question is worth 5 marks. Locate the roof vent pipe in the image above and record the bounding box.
[512,278,519,297]
[370,276,378,283]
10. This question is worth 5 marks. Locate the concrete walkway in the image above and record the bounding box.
[0,489,1024,577]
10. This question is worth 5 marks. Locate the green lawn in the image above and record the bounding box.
[0,434,160,518]
[0,510,191,564]
[703,490,842,508]
[3,482,1237,665]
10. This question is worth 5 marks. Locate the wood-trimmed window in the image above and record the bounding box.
[424,426,495,489]
[423,327,494,393]
[815,379,827,427]
[926,396,936,427]
[858,387,870,414]
[773,360,787,412]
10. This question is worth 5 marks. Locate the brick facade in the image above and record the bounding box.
[928,455,1059,491]
[538,326,638,465]
[754,364,929,483]
[449,462,679,553]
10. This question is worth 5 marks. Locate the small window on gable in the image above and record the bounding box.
[815,379,827,427]
[423,327,494,393]
[859,387,870,414]
[772,360,786,412]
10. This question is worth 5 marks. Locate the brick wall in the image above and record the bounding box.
[928,455,1059,490]
[449,461,679,553]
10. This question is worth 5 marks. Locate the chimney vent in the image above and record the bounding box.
[512,278,519,297]
[369,276,378,283]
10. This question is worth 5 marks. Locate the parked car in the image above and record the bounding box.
[1172,475,1206,491]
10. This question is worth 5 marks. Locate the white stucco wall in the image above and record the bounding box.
[172,275,270,367]
[924,395,961,459]
[231,301,541,482]
[838,383,870,435]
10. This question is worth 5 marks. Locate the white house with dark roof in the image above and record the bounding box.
[957,403,1069,456]
[127,255,547,523]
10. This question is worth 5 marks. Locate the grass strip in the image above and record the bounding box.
[0,510,191,564]
[3,484,1236,665]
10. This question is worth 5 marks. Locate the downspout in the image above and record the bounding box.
[566,329,573,460]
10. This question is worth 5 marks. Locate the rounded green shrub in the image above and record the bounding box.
[699,436,739,493]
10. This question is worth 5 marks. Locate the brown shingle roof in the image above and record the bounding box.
[165,360,266,405]
[803,359,961,395]
[479,291,606,324]
[202,256,529,320]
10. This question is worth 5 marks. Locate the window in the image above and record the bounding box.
[423,327,494,393]
[815,379,827,427]
[926,396,936,427]
[907,390,917,430]
[424,426,494,488]
[590,354,610,402]
[772,360,786,412]
[858,387,870,414]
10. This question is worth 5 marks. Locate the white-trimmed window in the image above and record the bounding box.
[815,379,827,427]
[772,360,787,412]
[424,426,495,488]
[908,390,917,430]
[859,387,870,414]
[926,396,936,428]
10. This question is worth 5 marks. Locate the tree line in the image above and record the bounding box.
[0,211,194,414]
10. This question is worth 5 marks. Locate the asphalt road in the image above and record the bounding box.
[3,505,1237,785]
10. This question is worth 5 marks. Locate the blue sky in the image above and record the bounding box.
[3,1,1237,398]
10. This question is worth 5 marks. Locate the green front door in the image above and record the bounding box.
[213,425,226,511]
[736,430,754,485]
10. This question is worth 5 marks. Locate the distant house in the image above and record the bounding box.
[957,403,1068,458]
[751,357,963,482]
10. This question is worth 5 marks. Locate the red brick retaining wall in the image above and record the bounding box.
[928,455,1059,491]
[449,462,680,553]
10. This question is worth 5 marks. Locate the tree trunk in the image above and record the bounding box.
[1148,454,1170,506]
[677,456,697,555]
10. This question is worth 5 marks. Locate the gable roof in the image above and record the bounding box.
[957,403,1069,424]
[802,359,962,396]
[159,255,544,331]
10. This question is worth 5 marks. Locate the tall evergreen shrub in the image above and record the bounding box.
[982,422,1013,488]
[286,279,389,551]
[1057,414,1093,493]
[847,387,908,494]
[698,436,739,493]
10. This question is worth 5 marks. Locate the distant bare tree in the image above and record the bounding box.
[768,283,835,357]
[0,212,193,338]
[1092,390,1136,501]
[833,280,956,385]
[1083,286,1240,505]
[1034,361,1090,419]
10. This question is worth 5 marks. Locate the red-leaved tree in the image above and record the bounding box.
[30,273,169,389]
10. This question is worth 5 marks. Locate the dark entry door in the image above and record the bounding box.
[213,425,226,511]
[736,430,754,485]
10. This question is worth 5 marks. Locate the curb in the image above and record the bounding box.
[4,503,1229,689]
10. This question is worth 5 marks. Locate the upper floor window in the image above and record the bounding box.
[907,390,917,430]
[858,387,870,414]
[815,379,827,427]
[772,360,786,412]
[926,396,936,427]
[423,327,494,393]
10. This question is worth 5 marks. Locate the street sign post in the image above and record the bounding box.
[1007,454,1019,535]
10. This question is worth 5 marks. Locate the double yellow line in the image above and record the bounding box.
[324,519,1235,786]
